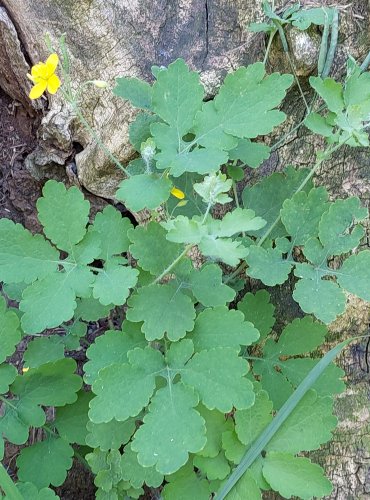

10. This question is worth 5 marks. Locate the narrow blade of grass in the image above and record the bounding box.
[215,339,350,499]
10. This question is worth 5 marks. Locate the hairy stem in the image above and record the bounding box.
[152,244,193,285]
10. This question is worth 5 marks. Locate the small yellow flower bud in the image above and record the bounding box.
[171,187,185,200]
[92,80,108,88]
[22,367,30,373]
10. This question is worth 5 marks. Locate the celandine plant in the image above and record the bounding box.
[1,5,370,499]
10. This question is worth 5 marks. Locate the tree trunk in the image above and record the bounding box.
[0,0,369,498]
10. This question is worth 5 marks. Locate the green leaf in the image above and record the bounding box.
[246,246,293,286]
[86,448,122,493]
[190,306,259,351]
[129,112,161,151]
[16,483,60,499]
[12,358,82,407]
[163,216,207,244]
[69,231,101,265]
[182,348,254,412]
[0,218,59,284]
[199,236,248,267]
[36,180,90,252]
[89,348,164,423]
[0,296,21,363]
[197,405,233,458]
[262,452,332,500]
[235,390,273,448]
[217,209,266,237]
[19,272,84,333]
[304,112,334,137]
[222,429,246,465]
[163,467,211,500]
[228,139,270,168]
[309,77,344,114]
[153,124,228,176]
[0,397,45,445]
[188,264,236,307]
[203,63,293,139]
[93,264,138,306]
[266,391,337,453]
[253,317,328,407]
[224,470,261,500]
[194,452,230,480]
[318,197,367,255]
[54,391,92,445]
[132,383,206,474]
[116,174,172,212]
[16,437,74,489]
[75,297,112,322]
[89,205,132,261]
[128,222,182,275]
[121,444,163,488]
[193,172,232,205]
[293,277,346,324]
[113,76,152,109]
[337,250,370,301]
[84,325,146,385]
[2,282,27,302]
[280,358,345,397]
[237,290,275,341]
[242,166,312,238]
[291,7,335,29]
[281,187,329,245]
[0,364,17,393]
[86,418,136,451]
[152,59,204,136]
[126,284,196,341]
[23,336,64,369]
[268,316,327,356]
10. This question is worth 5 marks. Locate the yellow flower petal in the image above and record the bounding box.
[171,187,185,200]
[29,80,48,99]
[47,74,61,94]
[22,367,30,373]
[45,53,59,76]
[31,62,46,78]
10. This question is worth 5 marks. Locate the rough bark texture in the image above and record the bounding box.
[0,0,370,498]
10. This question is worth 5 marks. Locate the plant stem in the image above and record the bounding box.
[152,244,193,285]
[225,138,347,283]
[263,29,277,66]
[0,463,23,500]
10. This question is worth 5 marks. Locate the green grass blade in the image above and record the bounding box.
[215,339,350,500]
[0,463,23,500]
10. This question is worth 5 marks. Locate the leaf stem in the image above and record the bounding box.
[263,29,277,66]
[151,244,193,285]
[0,463,22,500]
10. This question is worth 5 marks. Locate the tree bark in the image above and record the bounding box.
[0,0,370,498]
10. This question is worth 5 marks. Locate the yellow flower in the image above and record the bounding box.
[170,187,185,200]
[27,53,61,100]
[22,367,30,373]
